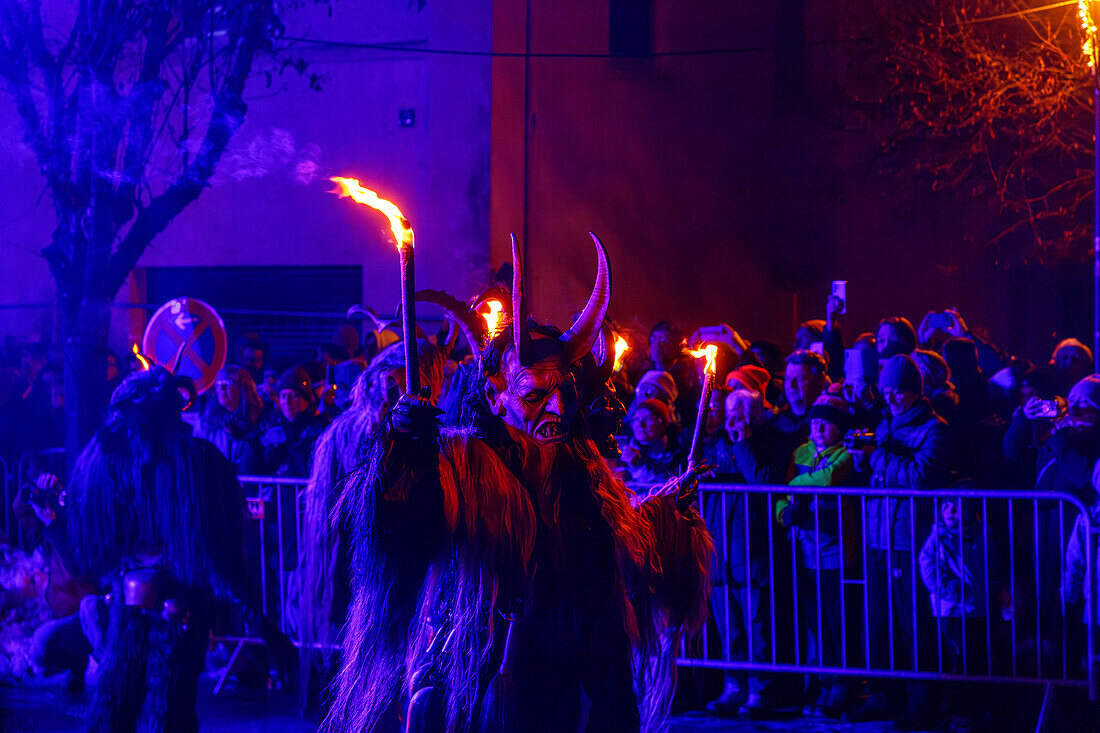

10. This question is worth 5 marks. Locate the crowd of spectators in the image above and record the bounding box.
[3,297,1100,731]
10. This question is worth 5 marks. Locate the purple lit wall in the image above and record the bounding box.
[0,0,1084,362]
[0,0,492,353]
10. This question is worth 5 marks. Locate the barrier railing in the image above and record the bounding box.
[42,468,1080,711]
[237,475,307,636]
[682,483,1098,705]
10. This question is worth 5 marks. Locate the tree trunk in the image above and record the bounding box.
[60,293,110,469]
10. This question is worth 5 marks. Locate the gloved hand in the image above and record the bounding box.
[388,390,443,438]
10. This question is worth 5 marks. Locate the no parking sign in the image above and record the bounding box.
[142,297,228,394]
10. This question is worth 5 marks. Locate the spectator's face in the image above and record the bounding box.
[940,500,960,529]
[843,375,874,406]
[649,328,679,365]
[784,363,825,416]
[631,406,668,443]
[216,380,242,412]
[704,389,725,435]
[485,345,578,443]
[241,347,264,376]
[810,418,842,451]
[876,324,908,359]
[881,386,920,416]
[636,382,669,403]
[278,389,308,422]
[724,392,756,431]
[1067,396,1100,427]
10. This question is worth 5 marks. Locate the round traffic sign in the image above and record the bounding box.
[142,297,228,394]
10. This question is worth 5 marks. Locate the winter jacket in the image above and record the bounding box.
[918,517,990,618]
[865,399,950,551]
[1062,502,1100,624]
[1034,426,1100,505]
[776,442,854,570]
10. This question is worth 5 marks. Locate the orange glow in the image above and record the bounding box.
[688,344,718,376]
[131,343,152,371]
[330,176,414,249]
[1081,0,1097,67]
[482,299,503,339]
[613,335,629,372]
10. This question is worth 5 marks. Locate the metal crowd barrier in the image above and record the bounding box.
[207,475,307,694]
[237,475,307,634]
[681,483,1098,718]
[212,474,1100,719]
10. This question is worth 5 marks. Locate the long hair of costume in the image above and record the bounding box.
[322,427,537,733]
[298,371,377,708]
[301,342,452,710]
[64,369,247,730]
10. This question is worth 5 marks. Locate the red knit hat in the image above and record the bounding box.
[725,365,770,395]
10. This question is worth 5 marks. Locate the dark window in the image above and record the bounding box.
[609,0,653,57]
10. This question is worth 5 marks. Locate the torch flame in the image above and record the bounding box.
[131,343,152,371]
[1081,0,1097,68]
[613,335,629,372]
[688,343,718,376]
[482,299,503,339]
[331,176,414,249]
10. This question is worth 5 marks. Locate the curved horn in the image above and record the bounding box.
[561,232,611,364]
[415,289,483,353]
[511,233,531,364]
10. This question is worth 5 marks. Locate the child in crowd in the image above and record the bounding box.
[620,398,682,483]
[777,393,855,717]
[919,497,998,731]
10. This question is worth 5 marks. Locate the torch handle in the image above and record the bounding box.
[399,244,421,397]
[686,374,714,471]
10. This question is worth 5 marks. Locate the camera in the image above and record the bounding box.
[843,429,876,450]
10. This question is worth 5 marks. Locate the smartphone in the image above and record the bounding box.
[927,312,953,331]
[831,280,847,315]
[1033,399,1059,419]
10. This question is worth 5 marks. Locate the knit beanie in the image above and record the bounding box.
[807,392,852,430]
[632,397,672,425]
[878,354,923,395]
[726,365,770,395]
[275,365,315,404]
[637,370,678,403]
[1068,374,1100,411]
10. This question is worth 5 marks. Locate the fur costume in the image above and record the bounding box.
[55,368,247,732]
[323,235,711,733]
[299,340,448,711]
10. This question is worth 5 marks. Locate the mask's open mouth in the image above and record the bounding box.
[534,420,565,442]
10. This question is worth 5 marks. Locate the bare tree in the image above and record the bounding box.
[0,1,282,457]
[871,0,1093,262]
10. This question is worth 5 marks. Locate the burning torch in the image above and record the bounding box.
[685,344,718,471]
[482,299,504,340]
[331,177,420,396]
[613,335,629,373]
